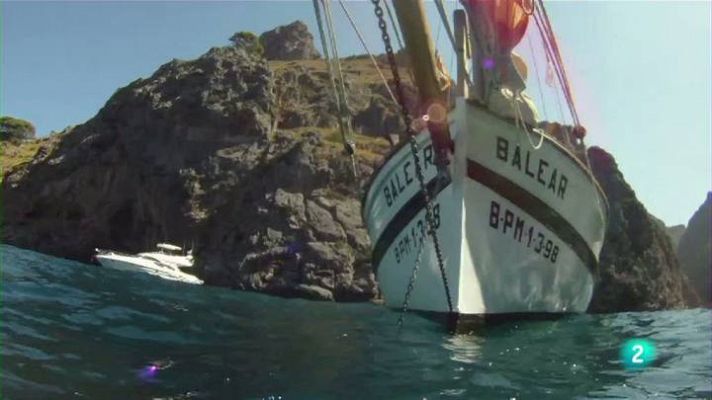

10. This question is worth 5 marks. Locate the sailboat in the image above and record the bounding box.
[316,0,608,328]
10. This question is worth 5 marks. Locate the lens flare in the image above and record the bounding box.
[426,102,448,125]
[138,359,174,382]
[139,364,159,381]
[483,58,495,70]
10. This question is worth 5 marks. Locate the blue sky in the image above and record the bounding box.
[2,1,710,226]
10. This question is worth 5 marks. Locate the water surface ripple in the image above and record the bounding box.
[2,245,710,399]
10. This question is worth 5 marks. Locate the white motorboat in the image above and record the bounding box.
[94,243,203,285]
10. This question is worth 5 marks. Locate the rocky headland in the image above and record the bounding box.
[1,21,703,311]
[586,148,696,311]
[677,193,711,305]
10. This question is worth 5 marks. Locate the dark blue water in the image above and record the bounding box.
[2,244,710,399]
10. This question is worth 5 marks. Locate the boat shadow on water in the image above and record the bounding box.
[414,310,575,335]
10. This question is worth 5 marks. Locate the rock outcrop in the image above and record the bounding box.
[587,147,690,312]
[677,193,711,304]
[3,43,272,259]
[270,60,411,137]
[259,20,320,61]
[194,130,381,301]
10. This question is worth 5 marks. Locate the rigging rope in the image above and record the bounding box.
[434,0,475,90]
[313,0,336,99]
[434,0,456,62]
[511,92,544,149]
[539,6,576,118]
[462,0,498,103]
[322,0,353,130]
[383,0,417,85]
[530,7,568,124]
[313,0,358,177]
[533,0,580,126]
[370,0,455,318]
[435,7,443,46]
[383,0,405,52]
[526,35,548,120]
[536,13,570,125]
[448,0,456,84]
[337,0,399,107]
[530,1,593,169]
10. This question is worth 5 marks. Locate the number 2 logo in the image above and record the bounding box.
[631,344,644,364]
[621,339,655,370]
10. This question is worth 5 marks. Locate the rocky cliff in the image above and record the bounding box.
[677,193,711,304]
[0,22,696,311]
[587,148,690,312]
[0,25,404,302]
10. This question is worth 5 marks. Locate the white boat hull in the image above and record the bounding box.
[95,253,203,285]
[362,99,607,316]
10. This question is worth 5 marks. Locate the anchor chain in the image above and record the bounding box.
[397,234,425,329]
[370,0,454,317]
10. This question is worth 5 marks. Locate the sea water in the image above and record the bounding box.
[2,244,710,399]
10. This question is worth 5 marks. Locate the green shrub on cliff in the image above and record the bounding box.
[0,116,36,141]
[229,31,264,56]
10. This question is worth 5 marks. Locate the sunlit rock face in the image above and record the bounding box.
[1,27,386,302]
[2,43,273,260]
[587,147,691,312]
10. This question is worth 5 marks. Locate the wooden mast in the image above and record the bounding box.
[392,0,452,164]
[392,0,447,106]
